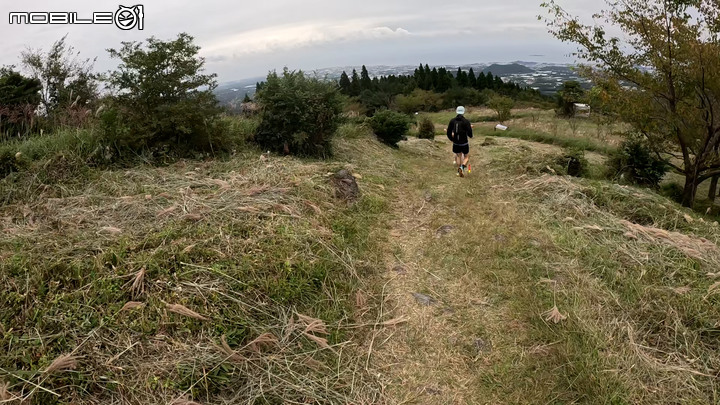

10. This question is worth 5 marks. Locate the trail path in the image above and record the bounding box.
[367,138,551,404]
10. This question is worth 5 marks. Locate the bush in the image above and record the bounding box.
[0,148,26,177]
[394,89,443,114]
[369,110,410,147]
[442,87,486,109]
[103,33,223,156]
[255,69,343,157]
[660,182,684,203]
[609,137,668,187]
[417,117,436,139]
[553,148,589,177]
[487,95,514,122]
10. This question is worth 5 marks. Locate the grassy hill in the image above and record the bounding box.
[2,111,720,403]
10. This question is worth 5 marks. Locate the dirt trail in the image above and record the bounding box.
[367,138,543,404]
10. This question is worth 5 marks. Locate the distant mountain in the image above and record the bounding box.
[482,63,534,75]
[214,76,264,106]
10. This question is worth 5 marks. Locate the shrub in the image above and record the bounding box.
[442,87,486,109]
[255,69,343,157]
[609,136,668,187]
[417,117,436,139]
[103,33,223,156]
[394,89,443,114]
[554,148,589,177]
[660,182,684,203]
[0,148,26,177]
[487,95,514,122]
[369,110,410,147]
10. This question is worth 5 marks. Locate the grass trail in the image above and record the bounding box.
[369,136,720,404]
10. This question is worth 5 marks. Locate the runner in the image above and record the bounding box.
[446,106,473,177]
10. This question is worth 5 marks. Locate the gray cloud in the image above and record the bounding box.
[0,0,599,81]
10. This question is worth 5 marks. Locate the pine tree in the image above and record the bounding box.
[430,68,439,91]
[242,93,251,103]
[339,71,351,95]
[468,68,477,88]
[350,69,361,96]
[360,65,372,90]
[486,72,495,89]
[475,72,486,90]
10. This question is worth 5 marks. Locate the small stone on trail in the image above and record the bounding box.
[474,338,492,354]
[392,264,407,274]
[330,169,360,202]
[412,292,436,306]
[424,191,432,202]
[435,225,455,238]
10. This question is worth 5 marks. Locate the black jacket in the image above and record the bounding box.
[446,115,473,145]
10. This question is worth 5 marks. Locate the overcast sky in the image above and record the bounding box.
[0,0,597,82]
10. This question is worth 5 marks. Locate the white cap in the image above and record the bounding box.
[456,106,465,115]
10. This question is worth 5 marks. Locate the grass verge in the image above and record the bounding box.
[0,135,394,404]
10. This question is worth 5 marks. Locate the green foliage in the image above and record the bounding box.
[556,81,585,117]
[255,68,343,157]
[103,33,223,156]
[442,87,486,109]
[21,35,98,118]
[487,94,514,122]
[394,89,443,114]
[0,68,42,137]
[660,182,684,203]
[369,110,410,147]
[541,1,720,207]
[417,117,436,139]
[0,148,26,177]
[608,136,669,187]
[553,148,589,177]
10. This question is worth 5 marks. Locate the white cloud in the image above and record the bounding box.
[201,20,412,58]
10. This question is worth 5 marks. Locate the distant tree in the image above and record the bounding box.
[103,33,222,153]
[21,35,98,118]
[350,69,361,96]
[468,68,477,88]
[339,71,351,95]
[242,93,252,103]
[487,94,514,123]
[486,72,497,89]
[475,72,487,90]
[542,0,720,207]
[360,65,372,90]
[556,81,585,117]
[456,68,469,87]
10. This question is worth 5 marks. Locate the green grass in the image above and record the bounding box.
[479,126,615,154]
[365,134,720,404]
[3,118,720,404]
[0,132,394,404]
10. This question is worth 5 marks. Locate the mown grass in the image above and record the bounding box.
[370,136,720,404]
[0,127,395,403]
[478,125,616,154]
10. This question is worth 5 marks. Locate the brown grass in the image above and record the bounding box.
[165,303,209,321]
[43,354,80,375]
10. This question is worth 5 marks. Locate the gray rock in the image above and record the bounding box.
[475,338,492,354]
[392,264,407,274]
[412,292,436,306]
[330,169,360,202]
[424,191,433,202]
[435,225,455,238]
